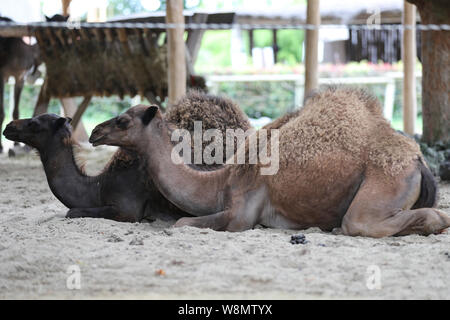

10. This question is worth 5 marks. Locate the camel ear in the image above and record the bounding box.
[141,106,159,126]
[54,117,69,130]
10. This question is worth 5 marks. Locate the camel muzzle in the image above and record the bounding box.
[89,127,109,146]
[3,122,20,141]
[89,134,105,147]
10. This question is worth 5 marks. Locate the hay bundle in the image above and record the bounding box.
[35,26,204,102]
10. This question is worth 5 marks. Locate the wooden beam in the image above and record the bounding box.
[304,0,320,101]
[71,96,92,131]
[60,98,89,142]
[186,13,208,65]
[33,80,51,117]
[166,0,186,107]
[402,1,417,135]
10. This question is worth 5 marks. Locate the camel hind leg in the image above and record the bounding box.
[341,162,450,238]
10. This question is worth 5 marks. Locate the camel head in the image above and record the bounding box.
[2,114,72,149]
[89,104,162,150]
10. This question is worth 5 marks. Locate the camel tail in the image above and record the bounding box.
[412,157,438,209]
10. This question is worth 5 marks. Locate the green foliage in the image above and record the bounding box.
[196,31,232,69]
[106,0,202,17]
[107,0,145,17]
[276,30,304,65]
[246,29,305,65]
[196,29,305,71]
[217,81,296,119]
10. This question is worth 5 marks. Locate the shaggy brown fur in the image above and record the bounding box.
[276,87,421,176]
[166,90,251,164]
[166,90,250,132]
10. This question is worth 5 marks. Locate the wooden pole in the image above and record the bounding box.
[60,0,89,142]
[249,29,254,56]
[402,1,417,135]
[304,0,320,101]
[71,96,92,131]
[272,29,278,64]
[186,13,208,65]
[62,0,71,16]
[166,0,186,107]
[60,98,89,142]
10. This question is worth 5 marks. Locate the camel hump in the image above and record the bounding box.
[308,86,383,116]
[165,90,251,132]
[412,157,438,209]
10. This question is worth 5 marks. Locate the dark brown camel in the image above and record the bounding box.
[0,14,69,154]
[3,92,250,222]
[90,87,450,237]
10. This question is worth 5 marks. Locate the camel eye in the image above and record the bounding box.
[116,117,129,129]
[28,120,40,131]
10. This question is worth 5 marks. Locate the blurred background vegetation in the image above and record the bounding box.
[1,0,422,137]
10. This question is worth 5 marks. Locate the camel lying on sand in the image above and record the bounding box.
[90,87,450,237]
[3,91,250,222]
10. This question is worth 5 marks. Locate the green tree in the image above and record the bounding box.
[107,0,145,17]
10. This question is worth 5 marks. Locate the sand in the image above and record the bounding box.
[0,145,449,300]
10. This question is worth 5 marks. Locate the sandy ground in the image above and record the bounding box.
[0,144,449,300]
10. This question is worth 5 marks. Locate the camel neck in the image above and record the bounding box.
[138,125,229,216]
[39,138,102,209]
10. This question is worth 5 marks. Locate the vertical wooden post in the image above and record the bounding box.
[249,29,254,56]
[304,0,320,101]
[272,29,278,64]
[62,0,71,16]
[60,0,88,142]
[402,1,417,135]
[166,0,186,107]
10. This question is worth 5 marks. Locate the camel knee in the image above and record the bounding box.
[342,217,366,236]
[341,217,389,238]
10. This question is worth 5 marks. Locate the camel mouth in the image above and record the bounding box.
[89,133,107,147]
[89,136,105,147]
[2,126,20,141]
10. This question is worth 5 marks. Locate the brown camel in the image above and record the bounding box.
[90,87,450,237]
[3,91,250,222]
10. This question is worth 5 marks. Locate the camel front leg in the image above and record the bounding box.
[66,206,139,223]
[174,185,268,232]
[341,164,449,237]
[174,211,231,231]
